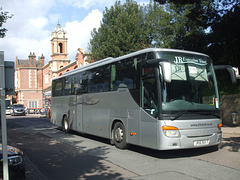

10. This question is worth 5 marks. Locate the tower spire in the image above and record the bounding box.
[50,23,68,60]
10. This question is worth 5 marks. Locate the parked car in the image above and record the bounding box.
[11,105,26,116]
[0,144,25,180]
[6,106,11,115]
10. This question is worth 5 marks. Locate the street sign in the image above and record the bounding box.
[4,61,15,95]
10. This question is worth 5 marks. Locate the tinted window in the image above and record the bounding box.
[63,76,72,96]
[73,72,88,95]
[52,78,63,97]
[111,57,140,91]
[13,104,24,108]
[88,65,110,93]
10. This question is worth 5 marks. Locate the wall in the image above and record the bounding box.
[220,93,240,126]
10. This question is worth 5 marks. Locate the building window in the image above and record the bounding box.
[45,73,49,85]
[28,101,38,108]
[59,43,63,53]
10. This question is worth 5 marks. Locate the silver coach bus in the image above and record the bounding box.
[51,48,224,150]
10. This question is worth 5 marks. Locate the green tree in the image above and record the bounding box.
[0,7,13,38]
[208,3,240,69]
[208,4,240,95]
[154,0,240,68]
[150,0,219,53]
[144,1,175,48]
[89,0,152,61]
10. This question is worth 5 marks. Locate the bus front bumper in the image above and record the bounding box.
[159,128,222,150]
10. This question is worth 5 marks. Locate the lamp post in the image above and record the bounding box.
[0,51,9,180]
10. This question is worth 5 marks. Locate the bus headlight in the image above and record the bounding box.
[162,126,180,138]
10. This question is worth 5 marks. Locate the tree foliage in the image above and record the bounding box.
[0,7,13,38]
[153,0,240,68]
[89,0,152,60]
[89,0,240,70]
[208,3,240,68]
[150,0,224,53]
[89,0,240,94]
[145,2,209,52]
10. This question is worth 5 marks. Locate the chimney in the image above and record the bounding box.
[40,54,45,66]
[29,52,36,67]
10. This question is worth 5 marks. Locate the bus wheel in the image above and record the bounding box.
[113,122,127,149]
[63,116,70,133]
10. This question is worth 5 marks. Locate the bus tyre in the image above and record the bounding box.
[63,116,70,133]
[113,122,128,149]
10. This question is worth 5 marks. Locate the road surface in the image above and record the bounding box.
[4,115,240,180]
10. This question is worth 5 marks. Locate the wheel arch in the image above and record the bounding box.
[110,119,127,144]
[61,114,68,126]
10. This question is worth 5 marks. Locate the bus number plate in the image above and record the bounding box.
[194,140,210,146]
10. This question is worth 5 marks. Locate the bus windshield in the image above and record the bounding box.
[156,51,219,112]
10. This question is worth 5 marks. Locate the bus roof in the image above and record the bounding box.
[53,48,209,80]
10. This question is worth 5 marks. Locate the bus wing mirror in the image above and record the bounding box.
[214,65,237,85]
[159,61,172,83]
[146,59,172,82]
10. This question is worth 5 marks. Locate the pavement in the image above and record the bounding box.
[222,126,240,136]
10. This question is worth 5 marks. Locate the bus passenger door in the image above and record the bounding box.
[76,95,83,132]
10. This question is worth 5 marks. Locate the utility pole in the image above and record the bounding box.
[0,51,9,180]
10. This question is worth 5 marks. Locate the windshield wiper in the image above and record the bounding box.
[170,111,189,120]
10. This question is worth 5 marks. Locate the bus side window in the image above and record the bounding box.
[141,52,155,61]
[72,75,80,95]
[54,79,63,96]
[110,57,140,91]
[52,80,56,97]
[63,76,72,96]
[70,75,75,95]
[142,78,158,118]
[79,72,88,94]
[87,65,110,93]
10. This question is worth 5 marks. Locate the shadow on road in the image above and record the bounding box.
[7,125,127,180]
[128,144,219,159]
[62,127,219,160]
[220,136,240,152]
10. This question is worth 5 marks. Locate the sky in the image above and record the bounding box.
[0,0,148,63]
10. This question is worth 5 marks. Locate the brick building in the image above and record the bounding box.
[15,24,91,111]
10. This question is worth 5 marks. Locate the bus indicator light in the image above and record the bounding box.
[162,126,178,130]
[130,132,136,136]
